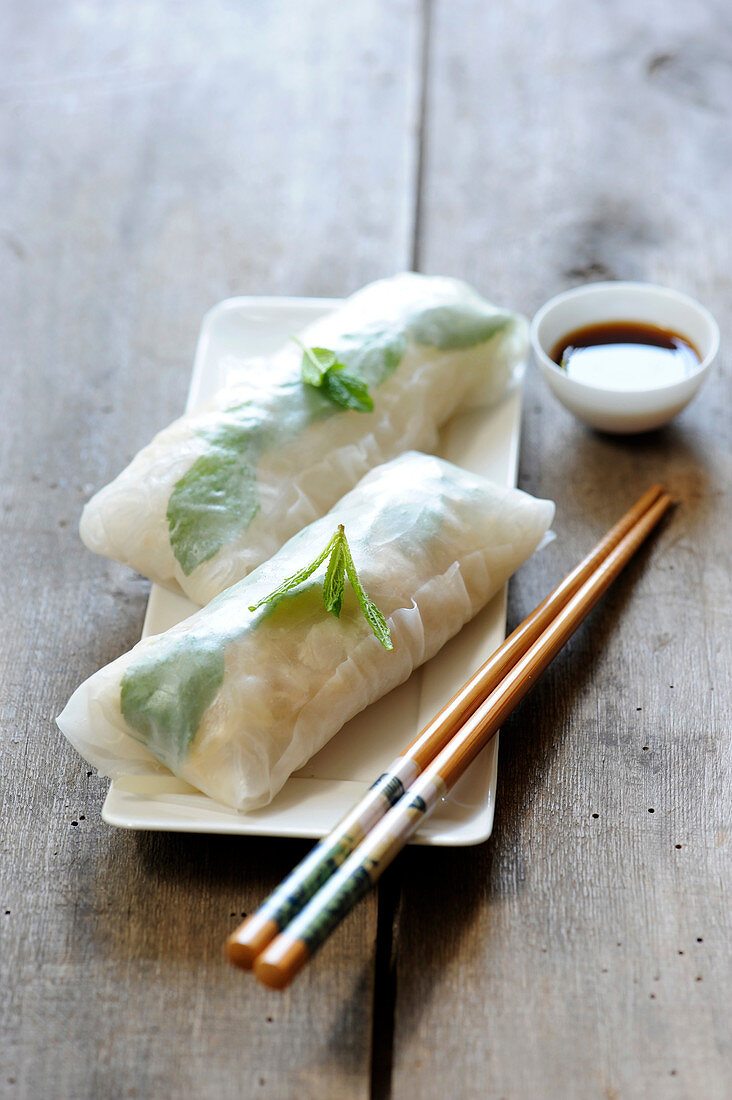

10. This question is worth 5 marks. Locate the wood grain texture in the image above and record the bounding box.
[0,2,422,1097]
[391,1,732,1097]
[2,0,731,1097]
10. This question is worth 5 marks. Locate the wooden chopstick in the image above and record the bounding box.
[227,484,665,969]
[252,490,672,989]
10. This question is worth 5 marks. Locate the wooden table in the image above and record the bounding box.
[2,3,730,1096]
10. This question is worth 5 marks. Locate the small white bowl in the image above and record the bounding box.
[530,281,719,433]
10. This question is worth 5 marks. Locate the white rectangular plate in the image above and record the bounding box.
[102,296,523,845]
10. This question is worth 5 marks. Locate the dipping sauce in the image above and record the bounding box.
[551,321,701,391]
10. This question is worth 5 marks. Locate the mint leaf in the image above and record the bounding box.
[294,337,374,414]
[323,370,374,412]
[333,326,407,389]
[167,425,260,576]
[340,533,393,650]
[121,633,225,768]
[323,537,346,617]
[248,527,340,613]
[250,524,392,648]
[294,338,339,386]
[409,304,511,350]
[359,596,392,650]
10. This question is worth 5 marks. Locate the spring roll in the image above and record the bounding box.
[80,273,528,604]
[59,453,554,811]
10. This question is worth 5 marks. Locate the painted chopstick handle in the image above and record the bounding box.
[226,758,418,967]
[254,772,446,989]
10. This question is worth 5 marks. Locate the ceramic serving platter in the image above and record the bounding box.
[102,296,524,845]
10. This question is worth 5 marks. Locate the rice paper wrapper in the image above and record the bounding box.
[60,453,554,812]
[79,273,528,604]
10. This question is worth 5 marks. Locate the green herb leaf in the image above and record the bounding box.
[409,303,511,350]
[340,531,393,650]
[294,337,374,413]
[294,338,339,386]
[250,524,393,649]
[167,424,260,576]
[247,527,341,613]
[322,538,346,617]
[323,370,374,412]
[334,326,407,388]
[120,634,225,768]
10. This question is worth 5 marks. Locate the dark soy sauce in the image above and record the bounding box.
[551,321,701,391]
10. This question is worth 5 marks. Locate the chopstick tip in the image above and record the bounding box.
[226,936,257,970]
[253,938,309,990]
[226,915,280,970]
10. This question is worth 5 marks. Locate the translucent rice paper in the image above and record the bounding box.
[59,453,554,812]
[79,273,528,604]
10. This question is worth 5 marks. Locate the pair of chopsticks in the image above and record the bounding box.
[227,484,672,989]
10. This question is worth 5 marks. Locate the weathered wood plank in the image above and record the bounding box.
[0,2,422,1097]
[391,0,732,1096]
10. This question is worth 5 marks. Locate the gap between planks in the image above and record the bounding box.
[370,1,433,1096]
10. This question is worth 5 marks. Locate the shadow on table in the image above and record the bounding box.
[386,527,664,1044]
[86,826,314,965]
[540,418,714,530]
